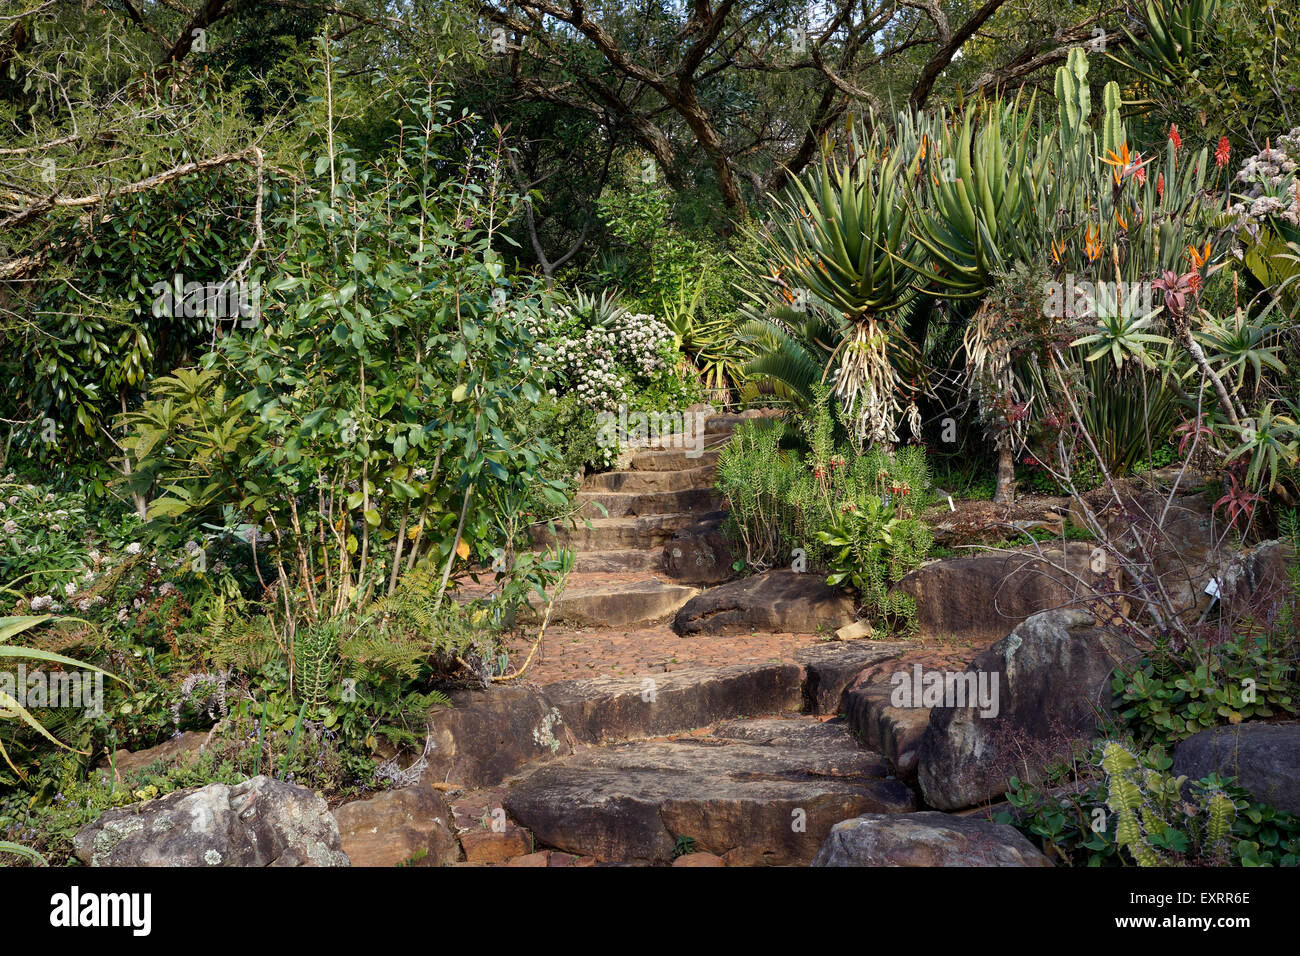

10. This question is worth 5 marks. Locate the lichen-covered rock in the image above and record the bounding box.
[73,775,349,867]
[812,812,1052,867]
[419,686,576,789]
[917,609,1136,810]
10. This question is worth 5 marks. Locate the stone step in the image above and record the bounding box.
[503,718,915,865]
[562,548,663,573]
[583,464,716,493]
[416,642,911,789]
[628,447,722,472]
[574,488,723,519]
[522,574,699,628]
[529,513,699,550]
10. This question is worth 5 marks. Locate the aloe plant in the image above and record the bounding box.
[659,272,739,393]
[1113,0,1221,91]
[907,96,1049,300]
[747,118,925,445]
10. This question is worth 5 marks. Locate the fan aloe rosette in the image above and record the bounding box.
[749,119,925,447]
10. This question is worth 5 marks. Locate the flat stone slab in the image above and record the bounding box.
[503,718,914,865]
[530,513,698,550]
[842,646,979,783]
[795,641,911,716]
[673,569,855,636]
[416,643,909,789]
[544,661,805,746]
[583,464,716,494]
[812,811,1052,867]
[566,548,663,573]
[628,447,722,471]
[525,574,699,628]
[576,488,721,519]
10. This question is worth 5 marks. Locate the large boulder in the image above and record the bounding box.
[1172,722,1300,814]
[73,775,349,867]
[917,609,1136,810]
[662,514,738,586]
[1071,487,1292,621]
[1216,539,1294,611]
[895,545,1112,642]
[333,785,460,867]
[812,812,1052,867]
[672,569,855,636]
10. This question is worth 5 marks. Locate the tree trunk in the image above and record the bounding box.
[994,441,1016,504]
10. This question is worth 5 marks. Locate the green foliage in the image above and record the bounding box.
[752,117,920,318]
[672,835,697,859]
[119,83,572,619]
[1112,636,1297,748]
[735,298,843,413]
[1001,741,1300,866]
[715,391,932,630]
[908,97,1048,300]
[1113,513,1300,747]
[1114,0,1222,91]
[592,175,718,312]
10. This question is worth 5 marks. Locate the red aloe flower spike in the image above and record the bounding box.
[1215,136,1231,168]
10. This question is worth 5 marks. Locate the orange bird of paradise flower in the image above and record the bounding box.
[1187,241,1212,270]
[1101,143,1151,188]
[1084,225,1103,261]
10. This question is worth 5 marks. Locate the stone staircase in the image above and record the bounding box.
[501,716,915,866]
[525,412,753,627]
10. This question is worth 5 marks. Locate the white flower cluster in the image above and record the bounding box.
[1229,130,1300,233]
[553,326,628,410]
[515,299,675,412]
[607,311,673,377]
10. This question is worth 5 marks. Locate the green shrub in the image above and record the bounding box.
[715,390,932,631]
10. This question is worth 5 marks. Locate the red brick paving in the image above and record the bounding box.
[502,622,981,685]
